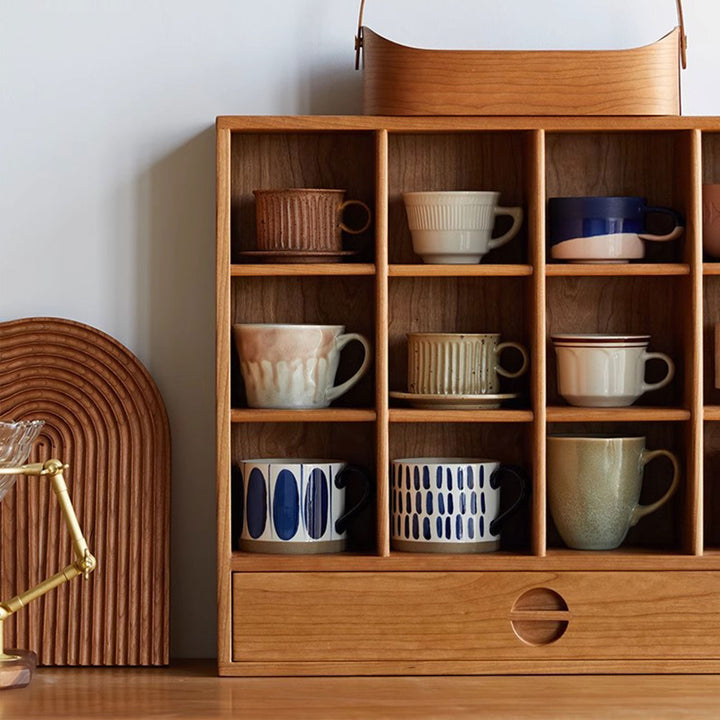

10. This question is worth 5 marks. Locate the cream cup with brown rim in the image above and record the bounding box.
[551,334,674,407]
[407,332,528,396]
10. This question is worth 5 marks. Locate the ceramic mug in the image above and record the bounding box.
[702,184,720,258]
[549,196,684,262]
[551,334,674,407]
[407,332,529,396]
[253,188,372,252]
[547,435,679,550]
[233,323,372,409]
[238,459,371,553]
[391,458,528,553]
[403,191,523,264]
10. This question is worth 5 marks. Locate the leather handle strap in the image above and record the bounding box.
[354,0,366,70]
[676,0,687,69]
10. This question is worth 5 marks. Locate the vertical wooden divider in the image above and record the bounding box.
[684,129,703,555]
[375,130,390,557]
[216,125,232,666]
[527,129,546,557]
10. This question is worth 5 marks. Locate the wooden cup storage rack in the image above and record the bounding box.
[217,116,720,676]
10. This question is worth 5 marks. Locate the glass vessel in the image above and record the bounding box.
[0,421,44,502]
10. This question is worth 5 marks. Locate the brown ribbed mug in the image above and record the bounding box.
[253,188,372,252]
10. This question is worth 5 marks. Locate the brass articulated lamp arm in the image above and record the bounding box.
[0,459,96,635]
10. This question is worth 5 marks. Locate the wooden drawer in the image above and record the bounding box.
[232,571,720,664]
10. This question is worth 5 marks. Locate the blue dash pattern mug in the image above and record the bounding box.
[391,458,527,553]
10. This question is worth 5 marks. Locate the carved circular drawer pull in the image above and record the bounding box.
[510,588,570,646]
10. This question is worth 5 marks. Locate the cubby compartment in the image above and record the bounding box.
[388,276,531,408]
[545,131,691,265]
[230,275,376,409]
[230,132,376,262]
[546,275,688,409]
[387,132,532,266]
[704,422,720,551]
[230,421,377,554]
[388,422,533,553]
[702,132,720,266]
[546,421,688,554]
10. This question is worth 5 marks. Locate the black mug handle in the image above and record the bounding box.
[639,206,685,242]
[334,464,372,535]
[489,464,529,536]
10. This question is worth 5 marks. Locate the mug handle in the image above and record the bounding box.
[487,206,524,250]
[495,342,529,379]
[641,352,675,394]
[339,200,372,235]
[489,465,529,536]
[334,464,372,535]
[638,206,685,242]
[629,449,680,526]
[325,333,372,402]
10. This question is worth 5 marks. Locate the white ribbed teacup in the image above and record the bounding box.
[407,332,529,396]
[403,191,523,264]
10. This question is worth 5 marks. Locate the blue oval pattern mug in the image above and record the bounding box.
[238,459,371,554]
[391,458,528,553]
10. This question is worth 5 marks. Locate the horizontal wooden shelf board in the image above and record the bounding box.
[230,408,376,423]
[228,549,719,573]
[230,263,376,276]
[547,407,690,422]
[546,264,689,277]
[388,264,532,277]
[703,263,720,275]
[217,115,720,133]
[389,408,533,423]
[703,406,720,420]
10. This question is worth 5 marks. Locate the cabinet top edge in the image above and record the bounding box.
[216,115,720,133]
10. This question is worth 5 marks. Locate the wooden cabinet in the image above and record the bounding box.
[217,116,720,676]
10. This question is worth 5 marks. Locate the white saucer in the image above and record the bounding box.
[389,391,520,410]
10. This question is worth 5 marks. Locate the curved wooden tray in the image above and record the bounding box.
[358,10,685,117]
[0,318,170,666]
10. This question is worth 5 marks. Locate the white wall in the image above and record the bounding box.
[1,0,718,659]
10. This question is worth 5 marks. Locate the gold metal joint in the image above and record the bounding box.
[42,458,69,476]
[78,550,97,581]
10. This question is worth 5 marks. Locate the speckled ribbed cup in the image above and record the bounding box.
[253,189,371,252]
[407,332,528,395]
[547,435,679,550]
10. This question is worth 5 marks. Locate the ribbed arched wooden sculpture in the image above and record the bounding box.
[0,318,170,665]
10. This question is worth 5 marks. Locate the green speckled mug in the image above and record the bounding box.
[547,435,679,551]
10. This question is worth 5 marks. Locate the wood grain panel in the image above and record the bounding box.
[232,571,720,663]
[0,318,170,665]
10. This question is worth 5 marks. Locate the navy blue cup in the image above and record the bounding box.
[548,196,684,261]
[238,459,371,554]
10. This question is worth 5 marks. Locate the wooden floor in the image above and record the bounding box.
[1,662,720,718]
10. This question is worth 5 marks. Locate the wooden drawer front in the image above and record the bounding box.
[232,572,720,663]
